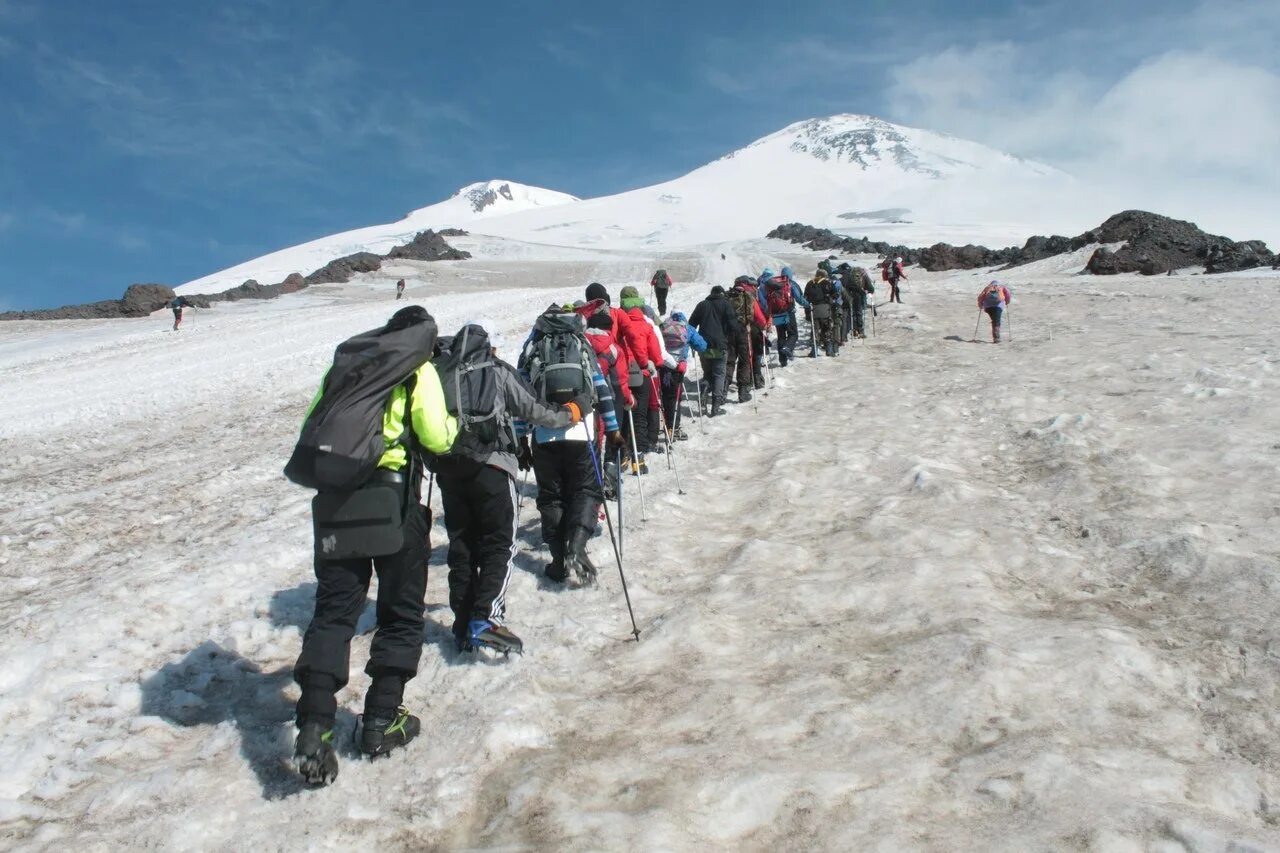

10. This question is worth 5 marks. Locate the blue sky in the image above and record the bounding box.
[1,0,1277,310]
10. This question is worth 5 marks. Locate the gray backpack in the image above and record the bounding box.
[434,324,504,460]
[525,311,595,413]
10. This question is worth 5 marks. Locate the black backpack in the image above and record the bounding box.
[284,313,437,492]
[523,310,595,413]
[434,325,505,460]
[653,269,671,288]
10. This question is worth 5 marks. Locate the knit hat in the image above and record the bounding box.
[670,311,687,323]
[585,282,610,304]
[710,285,726,296]
[619,285,644,310]
[781,266,793,277]
[760,268,775,280]
[815,269,829,281]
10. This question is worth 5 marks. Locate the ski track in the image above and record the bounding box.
[1,250,1278,851]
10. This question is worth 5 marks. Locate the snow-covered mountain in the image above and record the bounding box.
[179,115,1088,293]
[178,180,578,293]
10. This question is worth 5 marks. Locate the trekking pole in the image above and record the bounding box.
[625,409,648,522]
[1006,306,1013,342]
[516,467,529,519]
[651,379,686,495]
[973,310,983,342]
[763,332,776,388]
[691,359,707,434]
[616,445,625,558]
[586,440,641,641]
[649,375,673,472]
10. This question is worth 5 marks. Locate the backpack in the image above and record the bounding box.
[284,316,437,491]
[434,325,505,460]
[983,286,1004,309]
[661,318,687,357]
[765,277,793,315]
[881,262,892,281]
[727,287,755,330]
[652,269,671,289]
[524,311,596,413]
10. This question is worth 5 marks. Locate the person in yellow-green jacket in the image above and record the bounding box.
[292,304,457,785]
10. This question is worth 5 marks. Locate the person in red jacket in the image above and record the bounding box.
[977,280,1012,343]
[575,300,635,411]
[616,285,676,470]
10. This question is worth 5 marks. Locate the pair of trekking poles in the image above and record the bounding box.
[972,307,1013,343]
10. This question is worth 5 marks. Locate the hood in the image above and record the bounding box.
[669,311,688,323]
[780,266,793,277]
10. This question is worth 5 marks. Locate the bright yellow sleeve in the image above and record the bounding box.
[302,368,330,424]
[411,363,458,454]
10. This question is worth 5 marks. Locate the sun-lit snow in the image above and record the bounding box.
[177,115,1096,298]
[2,241,1279,849]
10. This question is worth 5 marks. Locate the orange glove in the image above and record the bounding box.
[565,401,583,425]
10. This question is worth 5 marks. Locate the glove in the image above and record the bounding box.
[646,360,657,376]
[677,360,687,375]
[564,401,583,425]
[607,431,624,447]
[516,436,533,472]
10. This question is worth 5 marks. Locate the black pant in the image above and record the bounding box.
[294,503,429,727]
[751,330,765,382]
[725,337,752,398]
[438,466,517,627]
[533,442,601,559]
[700,353,727,405]
[851,301,865,337]
[626,378,653,453]
[654,287,668,315]
[659,366,685,428]
[889,280,902,302]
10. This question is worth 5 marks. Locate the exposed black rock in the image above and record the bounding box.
[305,252,383,285]
[384,229,471,262]
[437,228,469,237]
[0,283,176,321]
[768,210,1275,276]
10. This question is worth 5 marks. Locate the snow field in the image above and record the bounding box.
[1,249,1279,850]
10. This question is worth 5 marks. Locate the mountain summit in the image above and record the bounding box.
[179,115,1087,292]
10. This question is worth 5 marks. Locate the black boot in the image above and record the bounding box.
[564,527,598,586]
[468,619,524,655]
[545,539,567,583]
[294,721,339,786]
[359,706,421,757]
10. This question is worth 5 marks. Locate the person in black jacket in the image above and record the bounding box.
[687,285,741,417]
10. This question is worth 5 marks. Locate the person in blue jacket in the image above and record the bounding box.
[763,266,810,367]
[829,273,847,349]
[658,311,707,440]
[515,308,621,586]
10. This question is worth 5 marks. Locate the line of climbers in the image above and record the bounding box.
[277,256,1005,786]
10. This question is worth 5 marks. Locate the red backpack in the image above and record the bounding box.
[765,276,793,315]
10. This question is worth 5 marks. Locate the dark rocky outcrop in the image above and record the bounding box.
[437,228,469,237]
[4,228,472,320]
[385,229,471,262]
[305,252,383,285]
[0,283,176,321]
[768,210,1275,276]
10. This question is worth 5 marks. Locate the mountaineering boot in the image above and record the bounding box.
[452,619,473,652]
[673,426,689,441]
[754,377,767,390]
[630,457,649,475]
[710,403,726,417]
[294,722,339,786]
[545,539,567,583]
[469,619,524,655]
[359,706,421,757]
[738,388,752,404]
[564,528,598,586]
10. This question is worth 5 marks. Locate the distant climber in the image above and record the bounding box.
[978,280,1011,343]
[883,257,907,303]
[396,279,406,300]
[650,269,673,315]
[169,296,188,331]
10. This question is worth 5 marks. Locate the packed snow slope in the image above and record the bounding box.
[3,245,1279,850]
[178,115,1088,296]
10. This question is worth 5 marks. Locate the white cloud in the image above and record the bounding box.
[885,23,1280,241]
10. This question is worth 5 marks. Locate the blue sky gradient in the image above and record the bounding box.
[1,0,1277,309]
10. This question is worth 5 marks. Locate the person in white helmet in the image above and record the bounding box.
[883,256,907,303]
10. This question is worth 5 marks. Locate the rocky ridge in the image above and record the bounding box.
[1,230,469,321]
[767,211,1276,275]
